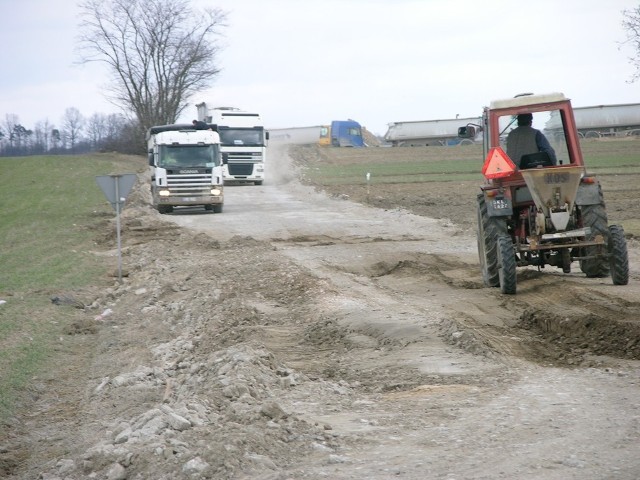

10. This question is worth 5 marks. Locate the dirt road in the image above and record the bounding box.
[3,141,640,479]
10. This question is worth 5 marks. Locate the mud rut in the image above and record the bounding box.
[3,141,640,479]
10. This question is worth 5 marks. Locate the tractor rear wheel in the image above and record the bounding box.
[579,201,610,277]
[497,235,517,294]
[609,225,629,285]
[477,194,508,287]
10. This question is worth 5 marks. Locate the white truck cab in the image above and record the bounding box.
[196,104,268,185]
[147,124,224,214]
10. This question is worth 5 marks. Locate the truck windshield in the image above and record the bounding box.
[158,144,221,168]
[218,128,264,146]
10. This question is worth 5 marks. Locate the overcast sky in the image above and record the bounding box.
[1,0,638,135]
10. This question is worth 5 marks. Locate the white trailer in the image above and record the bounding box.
[545,103,640,138]
[268,126,323,145]
[384,116,482,146]
[147,124,224,214]
[196,104,268,185]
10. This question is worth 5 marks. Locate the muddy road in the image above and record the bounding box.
[3,140,640,479]
[165,141,640,478]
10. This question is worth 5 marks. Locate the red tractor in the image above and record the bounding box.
[459,93,629,294]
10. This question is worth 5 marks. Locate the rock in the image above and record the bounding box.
[182,456,210,476]
[106,462,127,480]
[260,400,287,420]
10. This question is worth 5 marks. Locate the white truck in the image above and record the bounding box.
[147,123,224,214]
[384,116,483,146]
[196,104,268,185]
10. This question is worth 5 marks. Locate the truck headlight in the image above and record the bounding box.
[159,189,170,197]
[211,188,222,196]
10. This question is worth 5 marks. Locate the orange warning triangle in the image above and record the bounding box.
[482,147,516,179]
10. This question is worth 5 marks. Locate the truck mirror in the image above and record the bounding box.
[458,126,475,138]
[148,152,154,165]
[265,131,270,141]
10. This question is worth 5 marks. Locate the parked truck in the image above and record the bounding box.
[196,104,268,185]
[147,124,224,214]
[385,116,482,146]
[324,120,365,147]
[546,102,640,139]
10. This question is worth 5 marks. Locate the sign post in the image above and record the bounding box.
[95,174,137,283]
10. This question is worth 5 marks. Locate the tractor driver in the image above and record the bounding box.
[506,113,557,167]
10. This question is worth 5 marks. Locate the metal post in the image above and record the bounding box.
[114,176,123,283]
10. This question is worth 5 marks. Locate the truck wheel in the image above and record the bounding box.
[477,193,508,287]
[213,204,223,214]
[497,235,517,294]
[254,181,263,186]
[579,202,609,277]
[158,205,173,214]
[609,225,629,285]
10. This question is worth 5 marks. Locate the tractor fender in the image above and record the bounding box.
[575,183,602,206]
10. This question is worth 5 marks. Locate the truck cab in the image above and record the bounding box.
[330,120,365,147]
[147,124,224,214]
[196,104,268,185]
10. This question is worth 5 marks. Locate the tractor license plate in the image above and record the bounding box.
[492,199,509,210]
[182,197,197,202]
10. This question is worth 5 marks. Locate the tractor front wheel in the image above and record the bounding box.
[609,225,629,285]
[497,235,517,294]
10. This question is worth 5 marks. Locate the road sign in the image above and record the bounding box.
[96,174,137,211]
[95,174,137,283]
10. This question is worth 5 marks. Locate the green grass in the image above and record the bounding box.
[305,159,485,185]
[0,153,143,418]
[303,142,640,186]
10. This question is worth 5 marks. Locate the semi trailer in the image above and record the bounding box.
[385,116,482,146]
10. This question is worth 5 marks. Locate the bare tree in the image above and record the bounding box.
[51,129,62,151]
[86,113,107,149]
[4,114,19,148]
[622,5,640,82]
[61,107,84,150]
[33,120,51,154]
[77,0,227,133]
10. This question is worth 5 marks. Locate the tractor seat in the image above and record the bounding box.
[520,152,553,169]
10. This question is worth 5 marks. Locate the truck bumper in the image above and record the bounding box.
[155,196,224,206]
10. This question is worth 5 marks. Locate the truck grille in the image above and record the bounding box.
[166,172,212,194]
[228,164,254,175]
[227,152,263,162]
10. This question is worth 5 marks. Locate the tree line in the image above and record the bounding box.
[2,0,227,158]
[0,108,143,157]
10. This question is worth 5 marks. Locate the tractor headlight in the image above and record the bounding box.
[159,189,171,197]
[211,188,222,196]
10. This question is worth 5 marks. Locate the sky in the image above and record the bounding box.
[1,0,639,136]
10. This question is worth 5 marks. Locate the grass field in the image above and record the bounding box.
[0,153,143,418]
[300,139,640,186]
